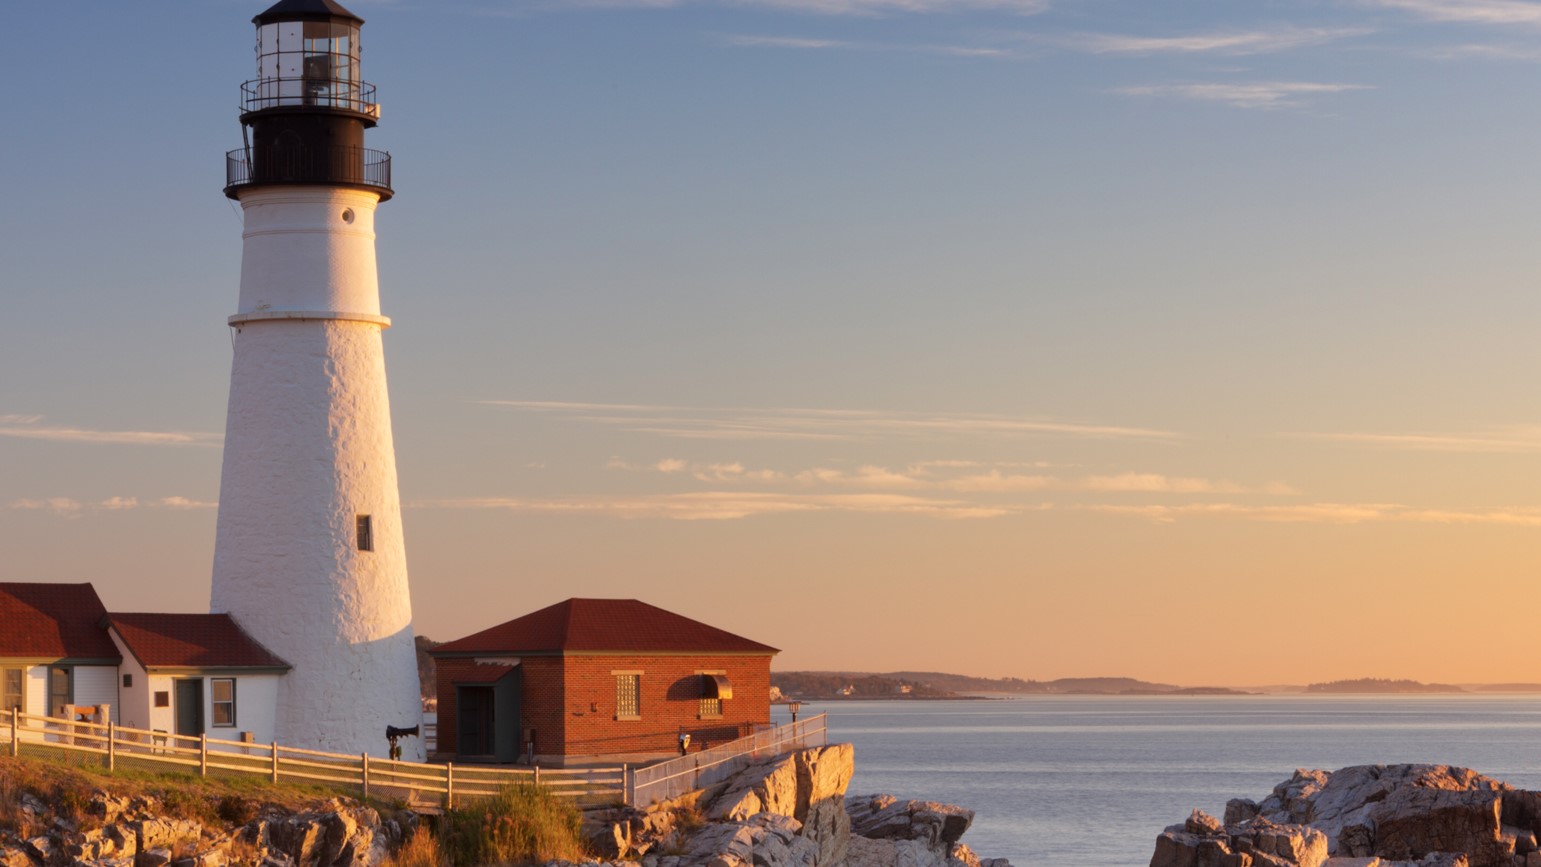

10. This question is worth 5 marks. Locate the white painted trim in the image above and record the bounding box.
[229,311,392,328]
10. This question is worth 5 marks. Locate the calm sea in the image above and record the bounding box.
[770,696,1541,867]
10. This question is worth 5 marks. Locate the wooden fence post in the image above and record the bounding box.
[271,742,279,784]
[623,764,631,806]
[9,709,17,757]
[200,734,208,777]
[107,721,116,772]
[361,753,370,801]
[534,765,541,787]
[445,763,455,810]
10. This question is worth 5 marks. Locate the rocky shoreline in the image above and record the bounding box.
[1152,764,1541,867]
[573,743,1011,867]
[0,745,1008,867]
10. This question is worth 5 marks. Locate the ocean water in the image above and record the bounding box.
[771,696,1541,866]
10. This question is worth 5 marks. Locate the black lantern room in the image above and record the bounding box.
[225,0,392,200]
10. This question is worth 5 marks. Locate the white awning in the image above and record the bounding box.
[703,673,733,700]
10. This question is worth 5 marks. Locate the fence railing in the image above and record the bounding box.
[629,713,827,807]
[1,709,621,808]
[2,709,826,810]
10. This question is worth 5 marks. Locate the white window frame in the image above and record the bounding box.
[1,666,24,714]
[211,678,237,727]
[613,671,642,720]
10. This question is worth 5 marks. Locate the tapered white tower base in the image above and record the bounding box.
[211,187,423,760]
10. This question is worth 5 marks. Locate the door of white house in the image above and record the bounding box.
[174,679,203,737]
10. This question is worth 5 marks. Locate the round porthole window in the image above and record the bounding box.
[341,208,355,224]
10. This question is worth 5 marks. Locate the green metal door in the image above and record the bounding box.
[174,679,203,737]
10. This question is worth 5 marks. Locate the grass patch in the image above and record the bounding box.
[444,782,587,866]
[0,753,361,827]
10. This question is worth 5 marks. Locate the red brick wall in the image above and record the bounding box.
[431,658,472,756]
[434,653,772,762]
[555,654,771,759]
[519,657,565,758]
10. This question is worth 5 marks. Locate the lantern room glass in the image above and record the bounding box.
[252,19,363,111]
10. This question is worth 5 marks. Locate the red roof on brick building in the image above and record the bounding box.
[107,613,290,671]
[432,598,779,656]
[0,583,120,662]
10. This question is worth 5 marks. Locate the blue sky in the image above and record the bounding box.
[7,0,1541,683]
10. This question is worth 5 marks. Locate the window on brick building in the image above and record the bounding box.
[698,672,729,719]
[615,673,641,719]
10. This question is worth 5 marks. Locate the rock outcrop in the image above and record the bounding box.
[1152,765,1541,867]
[577,743,1011,867]
[0,789,403,867]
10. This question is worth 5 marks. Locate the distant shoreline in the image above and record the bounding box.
[770,671,1541,701]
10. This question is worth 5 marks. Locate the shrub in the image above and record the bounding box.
[388,829,447,867]
[443,782,586,865]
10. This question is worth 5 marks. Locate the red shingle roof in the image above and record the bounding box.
[432,598,779,656]
[0,583,120,662]
[107,613,290,671]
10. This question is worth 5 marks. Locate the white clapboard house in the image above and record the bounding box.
[1,582,290,744]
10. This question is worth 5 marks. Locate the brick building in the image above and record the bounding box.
[430,598,777,766]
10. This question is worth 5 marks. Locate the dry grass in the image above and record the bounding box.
[0,754,348,829]
[387,829,448,867]
[444,782,587,866]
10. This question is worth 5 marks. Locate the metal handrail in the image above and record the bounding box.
[629,713,828,806]
[240,78,378,115]
[225,145,391,193]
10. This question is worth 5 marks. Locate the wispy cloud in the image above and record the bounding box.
[1296,427,1541,453]
[1113,81,1373,109]
[609,456,1295,497]
[1081,502,1541,526]
[1062,27,1369,56]
[482,400,1179,442]
[726,35,850,49]
[1425,42,1541,59]
[0,415,221,447]
[8,495,216,516]
[743,0,1048,14]
[946,470,1295,494]
[411,491,1013,520]
[1366,0,1541,25]
[726,33,1011,56]
[492,0,1046,15]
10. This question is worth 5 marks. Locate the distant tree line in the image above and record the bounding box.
[1305,678,1465,694]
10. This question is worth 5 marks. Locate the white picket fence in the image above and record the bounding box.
[0,709,621,807]
[1,708,825,809]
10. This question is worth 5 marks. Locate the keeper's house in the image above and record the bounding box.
[430,598,777,766]
[0,583,289,745]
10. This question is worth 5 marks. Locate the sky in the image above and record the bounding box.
[7,0,1541,686]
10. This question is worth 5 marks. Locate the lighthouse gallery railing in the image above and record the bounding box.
[225,145,391,194]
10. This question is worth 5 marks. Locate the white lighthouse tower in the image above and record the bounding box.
[211,0,424,760]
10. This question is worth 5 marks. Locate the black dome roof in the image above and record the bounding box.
[253,0,363,25]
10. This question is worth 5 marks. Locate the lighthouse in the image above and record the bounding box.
[211,0,423,760]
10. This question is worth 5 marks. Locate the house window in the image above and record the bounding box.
[699,696,722,718]
[614,673,641,719]
[2,667,24,713]
[211,679,236,727]
[356,514,374,551]
[123,674,133,688]
[47,666,72,716]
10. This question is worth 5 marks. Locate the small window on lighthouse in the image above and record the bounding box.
[356,514,374,552]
